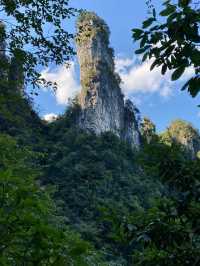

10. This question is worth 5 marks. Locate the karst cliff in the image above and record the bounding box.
[75,12,141,148]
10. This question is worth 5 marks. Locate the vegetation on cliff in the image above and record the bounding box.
[0,3,200,265]
[76,11,110,46]
[1,90,200,265]
[161,119,200,158]
[76,11,118,97]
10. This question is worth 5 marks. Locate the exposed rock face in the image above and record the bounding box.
[162,120,200,158]
[123,99,141,147]
[76,12,140,148]
[140,117,156,144]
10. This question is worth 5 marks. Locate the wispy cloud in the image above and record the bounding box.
[41,62,81,105]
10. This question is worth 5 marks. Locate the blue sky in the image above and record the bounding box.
[33,0,200,132]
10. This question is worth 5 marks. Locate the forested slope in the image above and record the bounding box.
[1,90,200,265]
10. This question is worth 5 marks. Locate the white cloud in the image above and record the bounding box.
[41,62,81,105]
[115,57,135,73]
[115,57,194,99]
[115,57,172,98]
[43,113,58,122]
[40,57,194,107]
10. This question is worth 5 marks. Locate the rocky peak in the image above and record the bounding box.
[75,11,140,149]
[140,117,156,144]
[162,119,200,158]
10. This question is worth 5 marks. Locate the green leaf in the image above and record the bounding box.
[171,67,185,81]
[150,60,159,71]
[140,35,148,48]
[160,5,176,16]
[167,12,178,23]
[135,45,151,54]
[165,45,175,56]
[188,76,200,97]
[190,49,200,65]
[163,0,171,5]
[178,0,191,8]
[153,8,156,18]
[161,64,167,75]
[181,79,190,91]
[142,53,148,62]
[132,29,144,40]
[142,18,155,29]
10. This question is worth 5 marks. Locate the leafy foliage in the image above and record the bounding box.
[132,195,200,266]
[132,144,200,266]
[1,72,200,265]
[102,133,200,265]
[132,0,200,97]
[40,111,162,264]
[0,134,103,265]
[0,0,77,90]
[0,84,109,264]
[0,89,46,149]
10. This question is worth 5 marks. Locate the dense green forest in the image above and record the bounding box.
[0,0,200,265]
[1,87,200,265]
